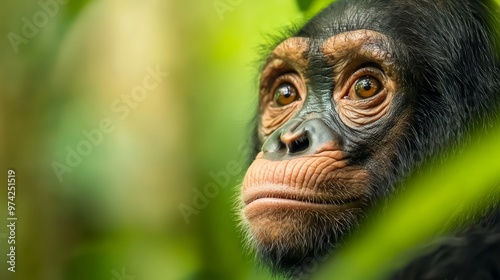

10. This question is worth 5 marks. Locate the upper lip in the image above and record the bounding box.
[243,186,359,206]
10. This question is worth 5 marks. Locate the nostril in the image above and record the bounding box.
[263,138,286,154]
[278,141,286,152]
[287,134,310,154]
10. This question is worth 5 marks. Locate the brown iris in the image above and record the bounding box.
[354,76,381,98]
[274,83,298,106]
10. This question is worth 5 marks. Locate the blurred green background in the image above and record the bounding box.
[0,0,329,279]
[1,0,500,280]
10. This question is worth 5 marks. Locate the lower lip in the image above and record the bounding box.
[244,197,359,213]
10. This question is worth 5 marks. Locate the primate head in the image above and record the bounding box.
[239,0,500,276]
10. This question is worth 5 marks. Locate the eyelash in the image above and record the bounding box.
[270,72,298,89]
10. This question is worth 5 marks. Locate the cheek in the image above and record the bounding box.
[337,92,392,128]
[259,105,300,141]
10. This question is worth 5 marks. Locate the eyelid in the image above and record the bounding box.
[351,65,385,81]
[260,59,297,90]
[271,73,297,90]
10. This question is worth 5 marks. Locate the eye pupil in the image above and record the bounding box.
[354,76,381,98]
[274,83,298,106]
[282,88,292,97]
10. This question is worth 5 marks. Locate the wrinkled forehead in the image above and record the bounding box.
[264,30,394,73]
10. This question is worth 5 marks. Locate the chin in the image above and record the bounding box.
[240,182,367,276]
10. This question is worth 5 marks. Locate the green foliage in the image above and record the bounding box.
[297,0,336,19]
[296,0,315,11]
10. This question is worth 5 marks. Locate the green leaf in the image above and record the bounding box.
[299,0,336,20]
[296,0,314,12]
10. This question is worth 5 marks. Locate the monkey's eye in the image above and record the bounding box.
[274,83,299,106]
[354,76,381,99]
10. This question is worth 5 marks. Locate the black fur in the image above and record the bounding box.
[391,210,500,280]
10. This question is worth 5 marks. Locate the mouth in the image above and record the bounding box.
[243,184,361,211]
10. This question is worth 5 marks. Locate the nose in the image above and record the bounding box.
[280,127,310,154]
[262,118,341,160]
